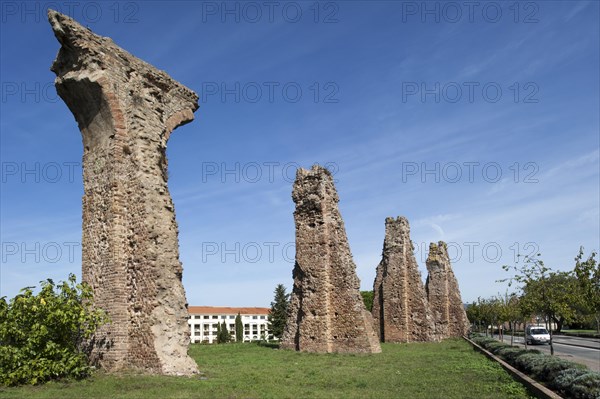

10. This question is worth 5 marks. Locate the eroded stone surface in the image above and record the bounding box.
[48,10,198,375]
[280,166,381,353]
[372,217,435,342]
[425,242,470,338]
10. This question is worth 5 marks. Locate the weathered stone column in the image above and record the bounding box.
[425,242,470,338]
[281,166,381,353]
[372,217,435,342]
[48,10,198,375]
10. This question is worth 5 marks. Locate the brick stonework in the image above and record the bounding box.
[49,10,198,375]
[425,242,470,338]
[280,166,381,353]
[372,217,436,342]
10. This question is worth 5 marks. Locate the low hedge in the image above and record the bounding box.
[471,336,600,399]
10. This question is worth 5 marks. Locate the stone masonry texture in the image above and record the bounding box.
[425,241,470,338]
[372,217,436,342]
[280,166,381,353]
[48,10,198,375]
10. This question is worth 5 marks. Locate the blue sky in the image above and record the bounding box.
[1,1,598,307]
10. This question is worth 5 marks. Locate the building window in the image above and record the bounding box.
[221,315,226,319]
[203,315,209,319]
[194,331,201,336]
[212,315,218,319]
[260,315,265,319]
[252,316,258,319]
[229,315,235,319]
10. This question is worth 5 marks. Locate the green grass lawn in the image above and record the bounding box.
[0,339,533,399]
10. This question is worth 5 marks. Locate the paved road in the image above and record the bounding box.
[494,334,600,371]
[552,334,600,349]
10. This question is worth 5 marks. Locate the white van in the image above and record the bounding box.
[525,325,551,345]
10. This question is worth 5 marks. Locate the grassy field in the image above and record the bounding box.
[0,339,533,399]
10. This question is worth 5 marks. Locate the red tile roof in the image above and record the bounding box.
[188,306,270,315]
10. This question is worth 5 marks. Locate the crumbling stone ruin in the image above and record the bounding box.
[372,217,436,342]
[48,10,198,375]
[425,242,470,338]
[281,166,381,353]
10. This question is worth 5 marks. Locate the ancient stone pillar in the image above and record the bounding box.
[372,217,435,342]
[280,166,381,353]
[425,242,470,338]
[48,10,198,375]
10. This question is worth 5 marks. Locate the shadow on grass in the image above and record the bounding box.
[255,340,281,349]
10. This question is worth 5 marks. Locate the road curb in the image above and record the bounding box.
[463,336,563,399]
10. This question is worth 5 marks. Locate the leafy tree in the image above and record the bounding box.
[574,248,600,333]
[360,291,374,312]
[465,301,481,332]
[502,254,578,355]
[486,297,502,338]
[221,321,230,343]
[466,297,500,337]
[217,321,230,344]
[0,274,107,386]
[497,292,524,346]
[524,272,580,333]
[268,284,289,339]
[235,313,243,342]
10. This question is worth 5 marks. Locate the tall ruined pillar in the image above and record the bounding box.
[48,10,198,375]
[281,166,381,353]
[372,217,435,342]
[425,242,470,338]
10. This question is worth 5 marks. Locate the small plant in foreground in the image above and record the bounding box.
[0,274,108,386]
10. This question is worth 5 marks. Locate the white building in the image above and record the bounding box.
[188,306,271,344]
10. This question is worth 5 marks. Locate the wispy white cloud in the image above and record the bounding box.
[1,1,597,307]
[564,2,591,22]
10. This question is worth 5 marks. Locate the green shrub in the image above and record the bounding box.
[485,341,509,354]
[0,274,107,386]
[471,337,497,347]
[569,372,600,399]
[513,352,547,374]
[513,352,600,399]
[529,356,581,381]
[552,368,589,392]
[470,335,600,398]
[495,347,528,363]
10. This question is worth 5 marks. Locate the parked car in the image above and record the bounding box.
[525,325,551,345]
